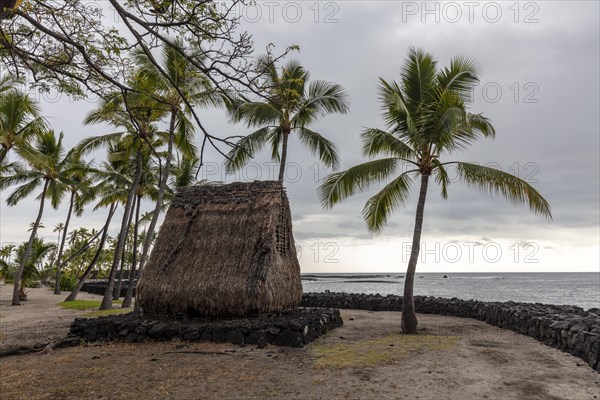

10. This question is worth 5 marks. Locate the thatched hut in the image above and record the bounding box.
[137,181,303,317]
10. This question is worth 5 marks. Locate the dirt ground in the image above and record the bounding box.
[0,284,129,348]
[0,285,599,400]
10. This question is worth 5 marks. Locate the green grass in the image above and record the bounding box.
[82,308,130,317]
[57,299,122,311]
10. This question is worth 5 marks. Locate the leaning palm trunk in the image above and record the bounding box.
[54,191,75,294]
[113,202,135,300]
[100,150,143,310]
[278,130,290,182]
[12,179,49,305]
[64,204,116,302]
[57,225,105,271]
[137,111,176,275]
[401,173,430,333]
[122,195,141,308]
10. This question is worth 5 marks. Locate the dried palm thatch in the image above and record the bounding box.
[137,181,303,317]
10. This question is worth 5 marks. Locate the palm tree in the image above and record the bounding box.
[121,188,143,308]
[0,129,70,305]
[132,40,218,276]
[116,149,158,303]
[53,223,65,244]
[63,205,117,302]
[52,222,64,283]
[52,155,96,294]
[0,238,55,300]
[64,155,127,302]
[16,238,56,300]
[0,84,46,166]
[0,243,15,261]
[225,56,349,181]
[319,48,552,333]
[170,156,208,189]
[80,70,167,310]
[0,243,16,282]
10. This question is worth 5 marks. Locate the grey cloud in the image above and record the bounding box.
[0,2,597,272]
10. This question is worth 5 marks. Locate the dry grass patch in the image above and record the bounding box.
[312,333,460,368]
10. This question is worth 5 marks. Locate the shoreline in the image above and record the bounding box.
[301,272,600,311]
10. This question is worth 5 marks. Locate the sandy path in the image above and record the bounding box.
[0,295,598,399]
[0,284,128,349]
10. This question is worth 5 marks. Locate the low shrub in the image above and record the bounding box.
[59,274,77,291]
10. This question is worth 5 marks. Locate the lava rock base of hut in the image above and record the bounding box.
[69,308,343,348]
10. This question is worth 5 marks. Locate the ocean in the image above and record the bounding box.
[301,272,600,311]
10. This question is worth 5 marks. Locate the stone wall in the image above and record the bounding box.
[69,308,342,348]
[300,292,600,372]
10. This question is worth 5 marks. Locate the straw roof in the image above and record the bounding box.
[137,181,303,317]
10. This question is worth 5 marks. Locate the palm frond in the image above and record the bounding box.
[297,128,340,169]
[47,179,67,209]
[293,80,349,125]
[231,101,281,127]
[454,162,552,219]
[173,111,198,160]
[319,158,400,208]
[377,78,419,141]
[467,113,495,138]
[0,74,22,94]
[5,178,44,206]
[361,128,416,160]
[256,55,281,88]
[362,172,415,233]
[0,166,40,190]
[400,47,437,109]
[269,128,282,162]
[74,132,127,157]
[224,127,271,172]
[436,54,479,100]
[432,159,449,199]
[15,140,54,172]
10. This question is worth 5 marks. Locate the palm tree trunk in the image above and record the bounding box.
[137,110,176,276]
[123,195,141,308]
[113,201,135,300]
[64,204,116,302]
[278,129,290,182]
[12,179,49,305]
[401,173,431,334]
[100,150,143,310]
[54,191,75,295]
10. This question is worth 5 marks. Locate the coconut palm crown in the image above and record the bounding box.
[225,56,350,181]
[319,47,552,333]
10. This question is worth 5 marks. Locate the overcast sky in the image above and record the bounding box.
[1,1,598,273]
